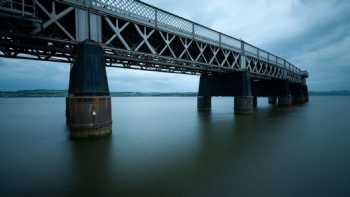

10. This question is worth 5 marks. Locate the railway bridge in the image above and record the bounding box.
[0,0,309,138]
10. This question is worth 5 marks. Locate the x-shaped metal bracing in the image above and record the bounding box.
[271,67,277,76]
[159,32,176,58]
[104,17,130,50]
[134,24,156,54]
[252,59,258,73]
[264,64,270,75]
[267,65,273,76]
[220,49,230,67]
[209,46,220,65]
[265,63,270,75]
[257,62,264,73]
[231,52,240,69]
[247,57,254,72]
[33,1,75,40]
[179,38,193,61]
[195,42,207,63]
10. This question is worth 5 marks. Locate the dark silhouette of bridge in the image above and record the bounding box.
[0,0,309,138]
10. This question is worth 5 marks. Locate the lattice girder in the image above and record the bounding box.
[0,0,307,83]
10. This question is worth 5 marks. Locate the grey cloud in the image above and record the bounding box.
[0,58,69,90]
[143,0,350,91]
[106,68,198,92]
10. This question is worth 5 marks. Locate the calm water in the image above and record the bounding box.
[0,97,349,196]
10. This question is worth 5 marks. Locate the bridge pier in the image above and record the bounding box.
[66,40,112,138]
[290,83,309,105]
[197,96,212,111]
[234,71,254,114]
[268,96,277,105]
[303,85,309,103]
[278,95,292,107]
[197,74,212,111]
[253,96,258,109]
[294,86,306,104]
[197,71,254,114]
[278,80,292,107]
[234,96,254,114]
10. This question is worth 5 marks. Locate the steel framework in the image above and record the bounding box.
[0,0,308,82]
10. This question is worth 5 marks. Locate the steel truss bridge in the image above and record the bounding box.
[0,0,310,137]
[0,0,308,82]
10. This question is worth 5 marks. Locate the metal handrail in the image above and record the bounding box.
[0,0,35,17]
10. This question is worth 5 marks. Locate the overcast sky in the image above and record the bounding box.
[0,0,349,91]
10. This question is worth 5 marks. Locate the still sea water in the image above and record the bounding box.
[0,96,349,197]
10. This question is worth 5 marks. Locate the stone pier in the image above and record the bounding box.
[66,40,112,138]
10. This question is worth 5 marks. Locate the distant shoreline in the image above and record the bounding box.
[0,90,196,97]
[0,90,350,97]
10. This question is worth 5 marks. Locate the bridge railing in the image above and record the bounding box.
[0,0,35,17]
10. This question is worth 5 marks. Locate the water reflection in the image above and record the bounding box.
[1,97,350,196]
[68,137,113,195]
[196,109,213,134]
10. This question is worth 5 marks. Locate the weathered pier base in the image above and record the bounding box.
[234,71,254,114]
[278,95,292,107]
[197,96,212,111]
[293,88,306,104]
[290,83,309,105]
[268,97,277,105]
[197,74,212,111]
[278,80,292,107]
[66,41,112,138]
[234,96,254,114]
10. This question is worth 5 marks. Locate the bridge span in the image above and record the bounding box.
[0,0,309,138]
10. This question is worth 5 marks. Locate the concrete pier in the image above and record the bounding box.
[66,40,112,138]
[234,71,254,114]
[278,95,292,107]
[277,80,292,107]
[197,96,211,111]
[253,96,258,109]
[235,96,254,114]
[268,97,277,105]
[293,87,306,104]
[290,83,309,105]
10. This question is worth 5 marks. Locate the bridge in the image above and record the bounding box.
[0,0,309,138]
